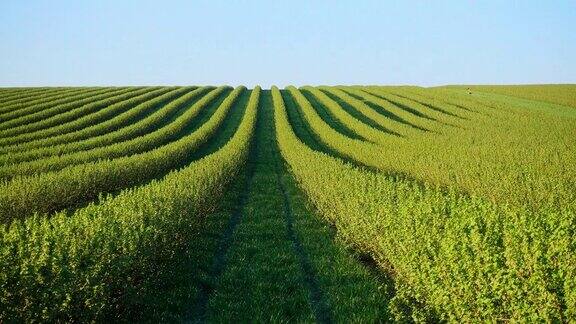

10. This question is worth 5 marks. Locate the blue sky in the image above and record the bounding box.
[1,0,574,88]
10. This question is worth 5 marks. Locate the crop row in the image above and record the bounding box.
[301,86,401,146]
[0,87,203,167]
[0,87,87,115]
[0,88,55,103]
[296,86,576,211]
[0,86,244,221]
[0,87,146,139]
[0,87,111,125]
[0,87,260,322]
[0,86,222,178]
[0,87,175,150]
[378,86,477,118]
[285,86,398,169]
[273,86,574,321]
[380,87,472,118]
[319,86,420,137]
[362,87,464,127]
[0,88,196,165]
[341,87,442,132]
[0,88,65,109]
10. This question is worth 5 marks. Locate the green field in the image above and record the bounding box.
[0,84,575,322]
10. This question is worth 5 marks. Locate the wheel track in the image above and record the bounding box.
[273,151,333,324]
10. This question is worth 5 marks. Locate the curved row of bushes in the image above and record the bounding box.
[340,87,439,132]
[301,86,400,146]
[0,87,89,115]
[0,87,260,322]
[319,86,423,137]
[0,87,216,171]
[0,87,145,138]
[0,87,244,221]
[0,87,175,150]
[0,87,51,102]
[0,87,112,125]
[363,87,464,127]
[273,86,574,322]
